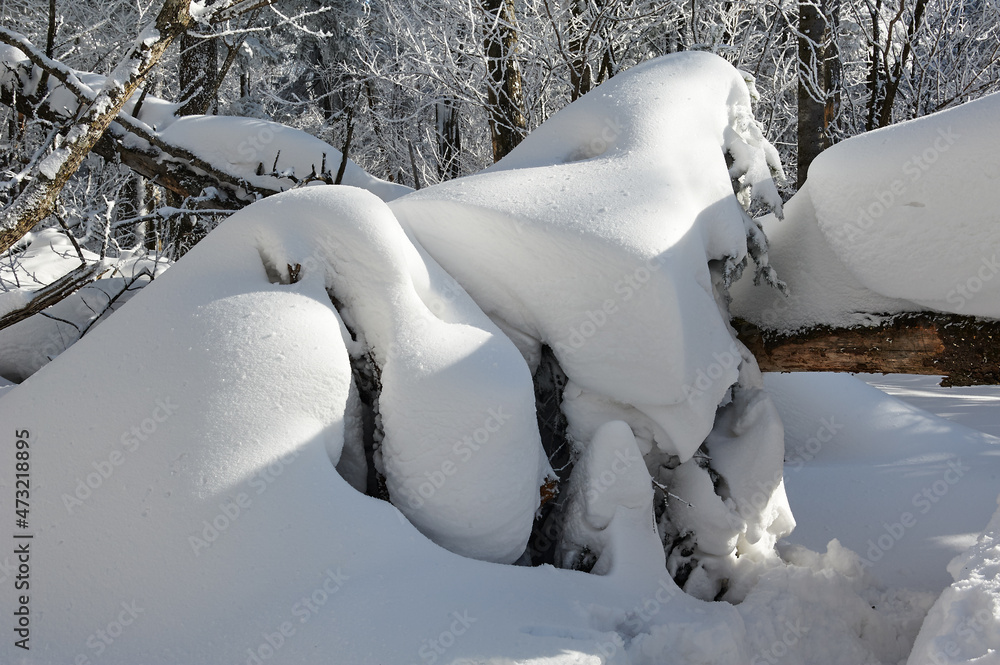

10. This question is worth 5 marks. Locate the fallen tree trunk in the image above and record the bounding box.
[0,22,285,214]
[0,0,194,254]
[0,261,108,332]
[735,313,1000,386]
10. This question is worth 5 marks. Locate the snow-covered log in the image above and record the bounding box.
[732,90,1000,384]
[0,35,411,210]
[0,0,193,254]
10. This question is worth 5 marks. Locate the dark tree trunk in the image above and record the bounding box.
[567,0,594,101]
[876,0,928,128]
[797,0,839,188]
[436,99,462,180]
[865,0,883,131]
[737,314,1000,387]
[178,30,219,116]
[482,0,528,162]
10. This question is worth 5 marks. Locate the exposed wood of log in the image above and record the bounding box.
[735,313,1000,386]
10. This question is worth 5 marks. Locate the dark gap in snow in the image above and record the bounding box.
[524,345,575,567]
[256,246,285,284]
[322,284,389,501]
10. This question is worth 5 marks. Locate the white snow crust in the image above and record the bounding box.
[808,93,1000,318]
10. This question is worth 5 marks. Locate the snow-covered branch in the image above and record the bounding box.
[0,0,193,254]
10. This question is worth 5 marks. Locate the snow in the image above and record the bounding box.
[0,229,166,381]
[863,374,1000,439]
[392,51,782,465]
[392,51,796,601]
[769,372,1000,592]
[733,91,1000,329]
[907,496,1000,665]
[35,148,68,180]
[807,92,1000,318]
[730,184,919,330]
[0,184,743,665]
[1,48,999,665]
[159,115,412,202]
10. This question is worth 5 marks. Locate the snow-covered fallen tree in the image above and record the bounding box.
[0,37,411,209]
[0,51,937,665]
[732,91,1000,385]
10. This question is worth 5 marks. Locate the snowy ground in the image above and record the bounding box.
[773,372,1000,593]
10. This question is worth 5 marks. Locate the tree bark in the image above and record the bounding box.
[482,0,528,162]
[736,314,1000,386]
[0,0,193,255]
[178,30,219,116]
[435,99,462,180]
[797,0,839,188]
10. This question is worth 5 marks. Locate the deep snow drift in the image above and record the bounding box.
[0,51,995,665]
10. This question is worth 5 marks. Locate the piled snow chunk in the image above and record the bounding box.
[159,116,411,202]
[392,51,783,463]
[229,187,549,563]
[739,540,935,665]
[0,183,750,665]
[555,420,666,576]
[392,52,793,596]
[907,496,1000,665]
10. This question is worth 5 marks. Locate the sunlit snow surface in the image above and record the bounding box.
[733,91,1000,329]
[0,52,996,665]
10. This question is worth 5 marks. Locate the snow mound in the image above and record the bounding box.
[392,51,783,464]
[907,496,1000,665]
[0,184,743,665]
[735,92,1000,329]
[0,49,940,665]
[730,185,918,330]
[808,92,1000,318]
[392,51,793,598]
